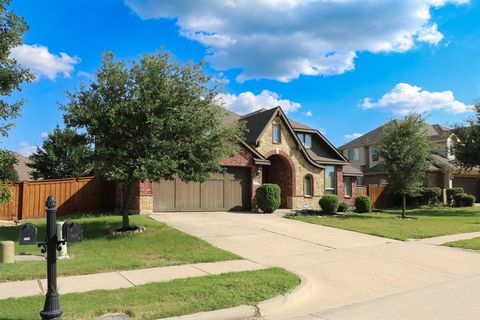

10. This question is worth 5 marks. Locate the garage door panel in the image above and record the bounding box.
[201,180,224,209]
[153,179,175,210]
[176,181,201,210]
[453,177,480,200]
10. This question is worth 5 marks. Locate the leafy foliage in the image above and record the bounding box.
[0,149,18,182]
[319,194,339,214]
[355,194,372,213]
[454,193,476,207]
[27,126,93,179]
[447,187,463,206]
[0,181,11,206]
[0,0,34,138]
[256,183,281,213]
[452,104,480,169]
[337,201,349,213]
[62,51,243,227]
[378,114,434,217]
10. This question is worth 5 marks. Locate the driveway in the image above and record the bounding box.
[151,212,480,320]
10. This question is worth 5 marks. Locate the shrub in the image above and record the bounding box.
[458,194,476,207]
[337,202,349,213]
[0,182,12,206]
[447,187,463,205]
[319,194,339,215]
[355,195,372,213]
[422,187,442,205]
[256,184,281,213]
[453,193,464,207]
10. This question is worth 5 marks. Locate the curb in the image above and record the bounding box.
[158,305,257,320]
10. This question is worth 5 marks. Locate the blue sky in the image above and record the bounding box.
[3,0,480,155]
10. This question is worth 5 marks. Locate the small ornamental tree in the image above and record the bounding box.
[0,149,18,182]
[378,114,434,218]
[452,104,480,169]
[28,126,94,180]
[62,51,243,230]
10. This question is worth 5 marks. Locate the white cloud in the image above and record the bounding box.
[77,71,93,79]
[40,132,49,139]
[417,24,443,45]
[361,83,473,115]
[216,90,301,115]
[19,141,37,157]
[125,0,468,82]
[302,111,313,117]
[10,44,80,80]
[345,133,364,140]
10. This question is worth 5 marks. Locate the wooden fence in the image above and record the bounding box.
[0,177,116,221]
[355,185,367,196]
[367,184,392,208]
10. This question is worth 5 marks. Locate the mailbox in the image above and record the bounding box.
[19,223,38,245]
[62,221,83,243]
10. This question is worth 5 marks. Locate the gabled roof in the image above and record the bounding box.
[339,120,452,150]
[240,108,278,145]
[12,152,32,181]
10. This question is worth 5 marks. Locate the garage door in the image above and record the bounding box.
[153,167,251,211]
[453,176,480,201]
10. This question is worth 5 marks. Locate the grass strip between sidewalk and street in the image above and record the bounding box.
[0,267,299,320]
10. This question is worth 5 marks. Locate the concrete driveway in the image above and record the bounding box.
[151,212,480,320]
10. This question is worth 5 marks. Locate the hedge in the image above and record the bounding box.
[319,195,339,215]
[355,195,372,213]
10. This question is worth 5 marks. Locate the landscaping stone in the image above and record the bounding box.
[15,254,44,262]
[111,225,145,236]
[97,313,131,320]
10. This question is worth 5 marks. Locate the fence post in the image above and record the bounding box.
[20,181,28,221]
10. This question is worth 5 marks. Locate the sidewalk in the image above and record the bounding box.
[0,259,267,300]
[412,231,480,245]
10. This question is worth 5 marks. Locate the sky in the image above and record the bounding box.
[3,0,480,156]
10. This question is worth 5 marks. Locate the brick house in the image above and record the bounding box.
[127,106,362,213]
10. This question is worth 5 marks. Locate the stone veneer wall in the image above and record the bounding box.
[256,117,324,210]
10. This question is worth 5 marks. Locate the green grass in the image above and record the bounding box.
[445,236,480,250]
[0,268,299,320]
[289,207,480,241]
[0,215,238,282]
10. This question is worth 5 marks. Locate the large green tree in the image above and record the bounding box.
[0,149,18,181]
[28,126,94,179]
[378,114,433,218]
[452,104,480,169]
[0,0,33,205]
[62,51,243,230]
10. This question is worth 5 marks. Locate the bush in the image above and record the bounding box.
[0,182,12,206]
[447,187,463,205]
[337,202,349,213]
[355,195,372,213]
[422,187,442,205]
[319,195,339,215]
[454,193,476,207]
[256,184,281,213]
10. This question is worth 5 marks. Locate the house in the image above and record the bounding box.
[129,106,362,213]
[338,120,480,201]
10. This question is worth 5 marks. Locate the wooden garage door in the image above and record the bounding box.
[153,167,251,212]
[453,177,480,200]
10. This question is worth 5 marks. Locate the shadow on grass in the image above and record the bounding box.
[384,207,480,218]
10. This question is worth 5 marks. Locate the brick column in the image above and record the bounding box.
[336,166,345,200]
[138,180,153,214]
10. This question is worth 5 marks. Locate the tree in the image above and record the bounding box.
[452,104,480,169]
[0,0,34,137]
[0,149,18,182]
[378,114,433,218]
[62,51,243,230]
[27,126,94,179]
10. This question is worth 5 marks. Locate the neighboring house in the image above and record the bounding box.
[12,152,32,181]
[130,106,362,213]
[338,120,480,201]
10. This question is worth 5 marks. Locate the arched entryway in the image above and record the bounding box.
[263,154,294,208]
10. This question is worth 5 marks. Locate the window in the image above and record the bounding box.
[304,175,313,197]
[325,166,336,194]
[296,132,312,148]
[371,146,379,162]
[344,176,352,197]
[273,124,281,143]
[347,148,359,161]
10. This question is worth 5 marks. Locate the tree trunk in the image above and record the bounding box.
[121,183,134,229]
[402,192,406,219]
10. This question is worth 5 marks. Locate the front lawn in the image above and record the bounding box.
[289,207,480,241]
[0,268,298,320]
[445,236,480,250]
[0,215,239,282]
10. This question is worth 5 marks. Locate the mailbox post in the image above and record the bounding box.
[19,196,83,320]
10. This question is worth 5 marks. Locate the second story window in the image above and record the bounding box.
[347,148,359,161]
[296,132,312,148]
[273,124,281,143]
[371,146,379,162]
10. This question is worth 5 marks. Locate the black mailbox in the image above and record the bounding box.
[62,221,83,243]
[19,223,38,245]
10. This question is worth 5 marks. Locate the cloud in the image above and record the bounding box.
[302,111,313,117]
[216,90,301,115]
[345,133,364,140]
[40,131,49,138]
[361,83,473,115]
[19,141,37,157]
[10,44,80,80]
[125,0,468,82]
[77,71,93,79]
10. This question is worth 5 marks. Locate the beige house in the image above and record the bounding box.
[338,120,480,201]
[131,106,362,213]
